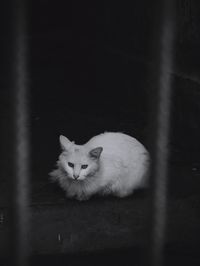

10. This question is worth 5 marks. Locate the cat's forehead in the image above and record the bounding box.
[67,145,89,162]
[72,145,84,154]
[74,147,80,153]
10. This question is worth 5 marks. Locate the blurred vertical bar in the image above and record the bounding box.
[148,1,175,266]
[10,0,30,265]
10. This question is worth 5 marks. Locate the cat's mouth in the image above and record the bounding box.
[72,176,85,182]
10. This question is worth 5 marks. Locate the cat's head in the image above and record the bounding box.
[58,135,103,181]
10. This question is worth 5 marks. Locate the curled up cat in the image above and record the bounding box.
[49,132,150,201]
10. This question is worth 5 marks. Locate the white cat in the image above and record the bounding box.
[50,132,150,201]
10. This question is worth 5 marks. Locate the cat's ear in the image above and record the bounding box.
[89,147,103,160]
[59,135,72,150]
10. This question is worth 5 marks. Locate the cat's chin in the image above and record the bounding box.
[68,176,87,182]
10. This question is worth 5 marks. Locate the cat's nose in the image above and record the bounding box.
[73,174,79,180]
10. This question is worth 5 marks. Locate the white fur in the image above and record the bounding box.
[50,132,150,201]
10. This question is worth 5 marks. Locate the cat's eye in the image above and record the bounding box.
[68,162,74,168]
[81,164,88,169]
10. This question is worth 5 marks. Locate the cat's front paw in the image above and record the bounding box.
[66,192,90,201]
[76,194,90,201]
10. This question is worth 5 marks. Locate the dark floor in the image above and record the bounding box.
[0,161,200,266]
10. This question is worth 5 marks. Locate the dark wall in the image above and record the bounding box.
[29,0,153,137]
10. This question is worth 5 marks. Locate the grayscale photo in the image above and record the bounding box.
[0,0,200,265]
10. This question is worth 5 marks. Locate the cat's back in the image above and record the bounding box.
[86,132,148,157]
[86,132,149,188]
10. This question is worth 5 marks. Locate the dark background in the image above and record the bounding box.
[1,0,200,265]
